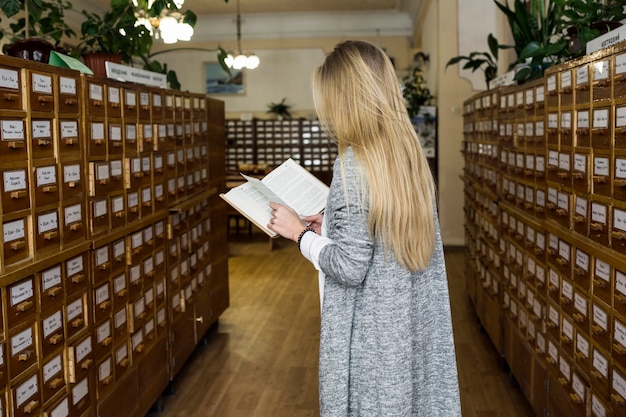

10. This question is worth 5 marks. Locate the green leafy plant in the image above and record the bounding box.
[402,65,434,118]
[267,98,292,119]
[494,0,568,82]
[554,0,626,57]
[78,0,153,64]
[0,0,75,45]
[446,33,502,89]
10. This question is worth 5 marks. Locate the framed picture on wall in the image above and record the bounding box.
[205,62,244,94]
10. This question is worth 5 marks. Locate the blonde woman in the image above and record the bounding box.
[268,40,461,416]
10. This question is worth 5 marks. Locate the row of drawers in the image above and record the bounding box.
[0,59,208,121]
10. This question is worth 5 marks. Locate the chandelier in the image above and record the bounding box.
[225,0,260,70]
[133,0,194,44]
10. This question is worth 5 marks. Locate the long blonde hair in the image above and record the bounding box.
[312,40,436,271]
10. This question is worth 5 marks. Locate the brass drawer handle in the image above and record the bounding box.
[593,175,607,183]
[37,139,51,147]
[8,140,24,149]
[38,95,53,103]
[590,222,605,232]
[616,179,626,187]
[18,349,32,361]
[591,324,606,335]
[42,185,57,193]
[11,190,27,199]
[47,286,61,297]
[17,300,33,312]
[611,393,625,406]
[49,334,63,345]
[44,231,58,240]
[24,400,39,414]
[10,240,25,250]
[612,230,626,240]
[69,223,81,231]
[593,278,607,289]
[71,274,85,284]
[64,138,77,146]
[101,336,112,347]
[574,215,584,223]
[50,377,64,389]
[569,393,583,404]
[64,98,77,105]
[4,93,18,101]
[71,318,84,328]
[613,342,626,356]
[99,300,111,310]
[81,358,93,369]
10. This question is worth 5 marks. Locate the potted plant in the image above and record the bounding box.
[402,65,434,118]
[267,98,292,119]
[446,33,502,89]
[493,0,568,82]
[77,0,153,76]
[0,0,76,62]
[554,0,626,58]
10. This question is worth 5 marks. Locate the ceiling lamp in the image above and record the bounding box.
[226,0,260,70]
[133,0,194,44]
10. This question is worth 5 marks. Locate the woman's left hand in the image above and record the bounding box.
[268,202,307,242]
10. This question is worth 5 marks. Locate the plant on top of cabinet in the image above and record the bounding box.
[402,64,434,118]
[0,0,76,62]
[445,33,501,90]
[494,0,568,82]
[267,98,292,119]
[554,0,626,58]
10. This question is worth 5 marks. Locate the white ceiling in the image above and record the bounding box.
[79,0,422,42]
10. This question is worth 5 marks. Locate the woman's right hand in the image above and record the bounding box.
[303,213,324,234]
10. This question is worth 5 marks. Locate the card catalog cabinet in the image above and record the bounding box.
[463,42,626,417]
[0,55,228,417]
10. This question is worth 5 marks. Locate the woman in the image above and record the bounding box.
[268,40,461,417]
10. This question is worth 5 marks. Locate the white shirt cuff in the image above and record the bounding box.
[299,231,332,270]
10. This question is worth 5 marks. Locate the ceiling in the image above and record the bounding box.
[185,0,403,15]
[79,0,420,44]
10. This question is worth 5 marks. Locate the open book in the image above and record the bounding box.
[220,159,330,237]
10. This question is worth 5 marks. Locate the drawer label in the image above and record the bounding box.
[561,70,572,88]
[144,287,154,305]
[91,122,104,140]
[594,60,610,81]
[143,124,153,139]
[140,92,149,106]
[157,307,166,325]
[572,373,585,400]
[144,257,154,275]
[43,310,62,338]
[559,355,571,380]
[154,154,163,170]
[36,165,56,186]
[3,169,26,191]
[142,156,151,172]
[613,370,626,400]
[593,304,608,330]
[96,284,110,305]
[59,76,76,95]
[153,94,162,107]
[593,108,609,129]
[116,343,128,364]
[10,279,33,306]
[115,307,127,329]
[89,83,103,101]
[95,246,109,267]
[548,113,558,129]
[32,73,52,93]
[576,333,589,358]
[573,154,586,172]
[63,164,81,184]
[593,349,608,377]
[130,264,141,284]
[577,66,589,84]
[132,329,144,349]
[96,163,110,181]
[1,119,25,140]
[109,124,122,142]
[11,326,33,353]
[131,231,143,250]
[574,292,587,315]
[66,255,84,277]
[66,298,83,322]
[0,68,18,89]
[142,187,151,203]
[113,239,125,259]
[575,249,589,271]
[99,357,112,382]
[591,203,607,224]
[614,209,626,232]
[125,91,136,106]
[32,120,51,138]
[43,353,62,383]
[4,218,25,242]
[128,191,139,208]
[108,86,120,104]
[594,157,609,176]
[155,249,164,266]
[64,204,82,225]
[112,196,124,214]
[42,265,62,291]
[72,377,89,404]
[97,320,111,343]
[561,111,572,129]
[557,193,569,211]
[595,259,610,282]
[126,124,136,140]
[617,106,626,128]
[15,373,38,408]
[559,153,570,170]
[577,110,590,129]
[61,120,78,139]
[617,270,626,297]
[114,273,126,293]
[134,298,145,318]
[561,279,573,301]
[110,160,122,177]
[75,336,92,363]
[617,159,626,179]
[94,199,107,218]
[591,394,606,417]
[615,320,626,348]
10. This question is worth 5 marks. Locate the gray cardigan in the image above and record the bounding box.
[311,150,461,416]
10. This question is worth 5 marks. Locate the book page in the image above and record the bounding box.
[261,159,329,216]
[220,181,285,237]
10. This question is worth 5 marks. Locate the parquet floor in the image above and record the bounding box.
[152,230,536,417]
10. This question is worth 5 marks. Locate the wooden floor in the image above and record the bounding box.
[153,231,537,417]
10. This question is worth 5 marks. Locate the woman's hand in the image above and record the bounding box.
[268,202,309,242]
[303,213,324,234]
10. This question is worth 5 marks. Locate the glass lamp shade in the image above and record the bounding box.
[159,16,178,41]
[225,53,235,68]
[177,22,194,41]
[232,54,248,70]
[246,54,260,69]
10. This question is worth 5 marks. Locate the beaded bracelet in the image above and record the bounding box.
[297,226,315,250]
